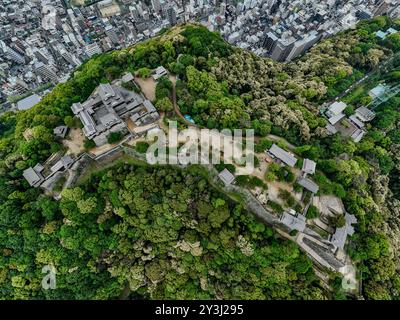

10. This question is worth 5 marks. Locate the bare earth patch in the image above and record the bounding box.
[63,128,85,155]
[90,142,119,157]
[134,73,176,102]
[134,77,156,102]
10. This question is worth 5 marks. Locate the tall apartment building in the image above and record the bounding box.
[268,36,296,62]
[0,40,25,64]
[374,0,390,16]
[285,32,321,61]
[59,47,78,66]
[263,31,321,62]
[34,62,58,83]
[33,49,50,65]
[263,31,279,53]
[167,5,177,26]
[85,43,102,58]
[105,25,120,45]
[9,77,29,95]
[151,0,161,14]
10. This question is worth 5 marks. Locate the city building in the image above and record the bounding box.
[0,0,398,112]
[166,5,177,26]
[0,40,25,64]
[34,62,58,83]
[9,77,29,95]
[16,94,41,111]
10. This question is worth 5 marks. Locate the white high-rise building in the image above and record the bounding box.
[85,43,102,58]
[0,41,25,64]
[35,62,58,83]
[151,0,161,13]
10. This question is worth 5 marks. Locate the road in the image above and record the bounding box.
[266,134,297,151]
[322,50,400,108]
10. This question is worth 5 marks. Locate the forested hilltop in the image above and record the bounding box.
[1,16,400,299]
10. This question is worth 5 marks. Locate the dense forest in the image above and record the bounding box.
[1,163,326,299]
[1,17,400,299]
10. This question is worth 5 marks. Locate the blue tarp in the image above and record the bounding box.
[184,114,195,124]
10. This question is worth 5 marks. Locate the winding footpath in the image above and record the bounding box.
[172,83,199,128]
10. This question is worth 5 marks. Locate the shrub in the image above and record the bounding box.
[155,97,173,112]
[121,81,138,92]
[135,141,150,153]
[107,131,123,144]
[264,171,276,181]
[137,67,151,78]
[329,214,346,228]
[267,200,284,214]
[84,138,96,150]
[53,176,66,192]
[285,171,295,183]
[289,230,299,237]
[255,139,271,153]
[294,203,303,213]
[344,105,355,117]
[293,183,303,193]
[306,205,320,219]
[235,175,249,187]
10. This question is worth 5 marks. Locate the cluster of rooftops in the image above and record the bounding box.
[269,144,357,252]
[325,100,376,143]
[375,27,398,40]
[23,154,74,188]
[218,143,320,194]
[216,141,356,253]
[71,80,159,147]
[23,73,164,187]
[268,144,319,194]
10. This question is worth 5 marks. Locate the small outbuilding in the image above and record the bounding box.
[121,72,134,83]
[50,155,74,173]
[268,144,297,167]
[369,84,387,99]
[280,211,306,232]
[297,177,319,194]
[54,126,69,139]
[302,159,316,175]
[23,164,45,187]
[152,66,168,81]
[355,106,375,122]
[218,168,235,186]
[330,213,357,250]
